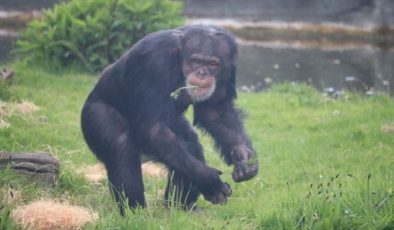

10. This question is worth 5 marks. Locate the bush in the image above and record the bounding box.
[15,0,185,72]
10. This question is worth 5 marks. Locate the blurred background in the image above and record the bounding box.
[1,0,393,95]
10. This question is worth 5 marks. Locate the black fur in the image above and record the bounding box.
[81,25,258,214]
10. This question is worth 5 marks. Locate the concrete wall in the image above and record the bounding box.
[183,0,394,27]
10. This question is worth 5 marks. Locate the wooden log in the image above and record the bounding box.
[0,152,60,184]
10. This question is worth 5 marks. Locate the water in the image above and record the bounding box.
[187,19,394,95]
[236,39,393,95]
[1,0,394,95]
[0,31,17,63]
[183,0,394,95]
[1,24,392,95]
[183,0,394,26]
[0,0,60,11]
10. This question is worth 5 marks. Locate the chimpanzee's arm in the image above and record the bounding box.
[171,115,205,162]
[138,121,231,204]
[194,100,258,182]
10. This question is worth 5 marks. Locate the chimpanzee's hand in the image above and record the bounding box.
[231,145,259,182]
[199,169,232,205]
[203,182,232,205]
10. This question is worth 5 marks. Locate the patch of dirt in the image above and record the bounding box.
[0,100,39,116]
[84,164,106,183]
[0,100,39,129]
[381,123,394,134]
[12,199,97,230]
[84,161,167,183]
[0,118,10,128]
[2,187,22,204]
[11,100,39,115]
[142,161,168,178]
[0,101,7,116]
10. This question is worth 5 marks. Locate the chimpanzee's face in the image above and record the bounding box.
[181,34,228,102]
[182,53,221,102]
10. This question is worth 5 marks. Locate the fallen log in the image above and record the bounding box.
[0,152,60,184]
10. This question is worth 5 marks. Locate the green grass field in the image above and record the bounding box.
[0,62,393,229]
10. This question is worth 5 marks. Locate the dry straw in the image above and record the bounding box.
[12,199,97,230]
[84,161,167,183]
[0,100,39,116]
[0,100,39,129]
[381,123,394,134]
[9,100,39,115]
[141,161,168,178]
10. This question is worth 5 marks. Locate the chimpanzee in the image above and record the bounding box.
[81,25,258,214]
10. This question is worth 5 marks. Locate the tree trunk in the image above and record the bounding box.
[0,152,60,185]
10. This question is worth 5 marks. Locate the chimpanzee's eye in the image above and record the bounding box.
[210,61,219,67]
[190,57,200,64]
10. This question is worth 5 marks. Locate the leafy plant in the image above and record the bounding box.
[15,0,185,72]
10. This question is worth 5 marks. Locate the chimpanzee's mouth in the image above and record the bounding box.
[190,84,212,93]
[193,84,209,89]
[188,76,214,89]
[186,81,216,102]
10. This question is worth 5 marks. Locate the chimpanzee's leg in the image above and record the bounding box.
[106,142,145,215]
[81,101,145,215]
[164,115,205,209]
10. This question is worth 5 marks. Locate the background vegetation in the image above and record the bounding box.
[15,0,185,72]
[0,63,393,229]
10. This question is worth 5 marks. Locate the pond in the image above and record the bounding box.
[184,0,394,95]
[185,19,394,96]
[0,31,17,64]
[2,27,392,96]
[236,35,394,95]
[1,0,394,95]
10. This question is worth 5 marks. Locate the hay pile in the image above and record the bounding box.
[2,187,22,203]
[0,118,10,128]
[0,100,39,129]
[12,200,97,230]
[382,123,394,134]
[9,101,39,115]
[84,163,106,183]
[0,100,39,116]
[84,161,167,183]
[141,161,167,178]
[0,101,8,116]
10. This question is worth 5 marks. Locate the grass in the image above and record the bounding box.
[0,62,393,229]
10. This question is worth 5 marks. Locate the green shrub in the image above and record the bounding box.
[15,0,185,72]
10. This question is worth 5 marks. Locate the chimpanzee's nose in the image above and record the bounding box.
[198,69,208,78]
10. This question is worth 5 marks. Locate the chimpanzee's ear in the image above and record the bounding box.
[172,30,184,52]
